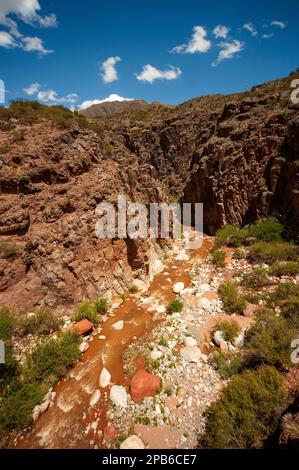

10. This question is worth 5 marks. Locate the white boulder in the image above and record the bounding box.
[112,320,124,331]
[233,332,245,348]
[120,435,145,449]
[99,367,111,388]
[89,389,101,407]
[173,282,185,294]
[180,346,202,363]
[184,336,197,347]
[150,350,163,360]
[79,341,89,353]
[110,385,128,408]
[214,330,225,346]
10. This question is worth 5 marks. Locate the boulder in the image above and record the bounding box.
[79,341,89,353]
[233,332,245,348]
[99,367,111,388]
[89,389,101,407]
[214,330,225,346]
[184,336,197,347]
[180,346,202,363]
[110,385,128,408]
[104,424,117,442]
[220,340,229,354]
[173,282,185,294]
[130,369,160,403]
[112,320,124,331]
[71,319,94,336]
[120,435,145,449]
[150,350,163,360]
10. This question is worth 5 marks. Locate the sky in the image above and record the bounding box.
[0,0,298,108]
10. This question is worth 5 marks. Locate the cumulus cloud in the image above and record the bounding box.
[136,64,182,83]
[23,82,40,95]
[270,20,286,29]
[23,83,78,105]
[0,0,57,54]
[79,93,134,110]
[243,22,257,36]
[101,56,121,84]
[0,30,17,48]
[212,40,244,66]
[21,36,53,55]
[213,25,230,39]
[171,26,211,54]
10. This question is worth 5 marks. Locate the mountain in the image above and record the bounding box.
[80,99,157,118]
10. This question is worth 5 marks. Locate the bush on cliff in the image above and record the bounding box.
[201,365,286,448]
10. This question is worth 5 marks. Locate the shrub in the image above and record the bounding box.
[0,307,14,341]
[0,381,45,431]
[0,346,19,391]
[218,282,245,314]
[73,301,99,324]
[18,308,62,336]
[202,365,286,448]
[213,320,241,343]
[167,300,184,314]
[248,241,297,264]
[215,225,248,248]
[23,331,81,385]
[248,218,283,242]
[270,261,299,277]
[211,351,244,379]
[245,309,295,370]
[129,284,138,294]
[265,282,299,309]
[0,241,19,260]
[240,267,271,289]
[94,297,109,314]
[211,250,226,268]
[0,144,11,154]
[280,297,299,329]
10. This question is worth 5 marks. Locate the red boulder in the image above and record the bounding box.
[104,424,117,442]
[71,319,94,336]
[130,368,160,403]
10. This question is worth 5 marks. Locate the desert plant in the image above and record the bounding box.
[248,218,283,242]
[0,241,19,260]
[248,241,297,264]
[0,307,14,341]
[211,351,244,379]
[211,249,226,268]
[129,284,138,294]
[0,144,11,154]
[72,301,99,324]
[270,261,299,277]
[18,308,62,336]
[202,365,286,448]
[94,297,109,314]
[218,282,245,314]
[215,225,248,248]
[213,320,241,343]
[167,300,184,314]
[240,267,271,289]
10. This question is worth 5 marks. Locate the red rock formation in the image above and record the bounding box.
[130,368,160,403]
[71,319,94,336]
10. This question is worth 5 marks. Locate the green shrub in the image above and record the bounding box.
[0,381,45,431]
[248,241,297,264]
[0,144,11,154]
[167,300,184,314]
[0,307,14,341]
[73,301,99,324]
[218,282,245,314]
[0,346,19,391]
[240,267,271,289]
[280,297,299,329]
[211,351,244,379]
[245,309,295,370]
[202,365,286,448]
[265,282,299,309]
[248,218,283,242]
[129,284,138,294]
[215,225,248,248]
[94,297,109,314]
[213,320,241,343]
[270,261,299,277]
[23,331,81,385]
[18,308,62,336]
[211,250,226,268]
[0,241,19,260]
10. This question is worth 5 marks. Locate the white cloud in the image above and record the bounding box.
[0,1,57,28]
[212,40,244,66]
[101,56,121,84]
[23,82,40,95]
[37,90,78,104]
[79,94,134,110]
[21,36,53,55]
[213,25,230,39]
[136,64,182,83]
[172,26,211,54]
[270,20,286,29]
[262,33,274,39]
[0,30,17,48]
[243,22,257,36]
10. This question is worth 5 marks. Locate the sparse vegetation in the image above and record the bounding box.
[166,299,184,314]
[72,300,100,324]
[248,241,297,264]
[212,351,244,379]
[18,308,62,336]
[240,267,270,289]
[247,218,284,242]
[211,249,226,268]
[0,241,19,260]
[213,320,241,343]
[215,225,248,248]
[0,307,14,341]
[270,261,299,277]
[94,297,109,314]
[129,284,138,294]
[0,144,11,154]
[218,282,245,314]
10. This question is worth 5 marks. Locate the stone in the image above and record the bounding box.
[104,424,117,442]
[39,400,50,414]
[156,305,166,314]
[89,389,101,406]
[79,341,89,353]
[220,340,229,354]
[233,332,245,348]
[213,330,225,346]
[71,319,94,336]
[184,336,197,347]
[173,282,185,294]
[99,367,111,388]
[120,435,145,450]
[243,303,258,317]
[150,350,163,360]
[130,368,160,403]
[110,385,128,408]
[111,320,124,330]
[180,346,202,363]
[32,406,41,422]
[99,335,106,340]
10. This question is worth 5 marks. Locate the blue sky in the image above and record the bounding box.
[0,0,298,108]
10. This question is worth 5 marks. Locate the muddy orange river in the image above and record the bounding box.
[17,238,212,449]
